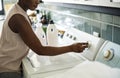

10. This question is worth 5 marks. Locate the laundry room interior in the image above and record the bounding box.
[0,0,120,78]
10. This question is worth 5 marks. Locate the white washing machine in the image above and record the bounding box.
[22,28,105,78]
[43,41,120,78]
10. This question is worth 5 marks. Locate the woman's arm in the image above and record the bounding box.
[8,14,88,56]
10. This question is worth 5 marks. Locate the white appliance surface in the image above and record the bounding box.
[44,61,120,78]
[62,28,105,61]
[95,41,120,68]
[22,27,105,78]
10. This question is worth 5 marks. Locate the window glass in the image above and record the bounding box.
[0,0,4,15]
[0,0,2,11]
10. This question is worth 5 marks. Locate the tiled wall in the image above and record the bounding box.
[4,0,17,4]
[38,3,120,45]
[3,0,17,14]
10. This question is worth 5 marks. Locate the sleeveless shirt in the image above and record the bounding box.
[0,3,31,72]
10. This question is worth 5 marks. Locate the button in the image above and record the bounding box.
[66,33,69,37]
[73,37,77,40]
[69,35,72,39]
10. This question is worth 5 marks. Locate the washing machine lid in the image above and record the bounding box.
[44,61,120,78]
[27,52,86,74]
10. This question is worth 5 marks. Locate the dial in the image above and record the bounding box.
[103,49,114,60]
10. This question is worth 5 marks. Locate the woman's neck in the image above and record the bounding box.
[17,1,28,12]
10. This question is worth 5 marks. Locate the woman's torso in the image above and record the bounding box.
[0,3,31,73]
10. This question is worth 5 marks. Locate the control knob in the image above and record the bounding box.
[103,49,114,60]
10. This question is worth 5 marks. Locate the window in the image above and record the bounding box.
[0,0,5,15]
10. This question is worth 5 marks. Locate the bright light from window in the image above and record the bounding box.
[0,0,2,11]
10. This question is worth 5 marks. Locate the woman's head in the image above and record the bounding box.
[18,0,40,11]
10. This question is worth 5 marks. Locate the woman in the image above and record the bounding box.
[0,0,88,78]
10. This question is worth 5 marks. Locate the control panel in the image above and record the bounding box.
[95,41,120,68]
[62,28,105,61]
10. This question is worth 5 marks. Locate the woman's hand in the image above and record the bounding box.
[70,43,88,53]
